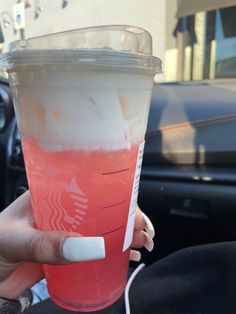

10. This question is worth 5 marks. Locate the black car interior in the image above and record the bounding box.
[1,77,236,266]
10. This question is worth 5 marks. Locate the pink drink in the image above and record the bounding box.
[3,26,161,311]
[22,136,141,311]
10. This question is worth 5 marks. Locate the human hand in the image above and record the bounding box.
[0,191,155,299]
[130,207,155,262]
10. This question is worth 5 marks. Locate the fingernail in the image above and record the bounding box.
[130,250,141,262]
[142,212,155,239]
[62,237,105,262]
[144,232,154,252]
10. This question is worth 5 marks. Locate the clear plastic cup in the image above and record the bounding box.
[1,26,161,312]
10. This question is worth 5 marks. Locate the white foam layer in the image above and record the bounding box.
[12,69,153,152]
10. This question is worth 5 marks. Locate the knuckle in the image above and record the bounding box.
[26,232,64,264]
[26,233,45,262]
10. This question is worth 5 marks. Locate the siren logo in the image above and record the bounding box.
[33,177,88,232]
[22,139,88,232]
[62,178,88,231]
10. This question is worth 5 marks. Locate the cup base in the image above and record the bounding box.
[49,284,125,312]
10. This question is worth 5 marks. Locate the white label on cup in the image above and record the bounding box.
[123,141,145,252]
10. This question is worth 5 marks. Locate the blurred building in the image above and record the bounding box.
[0,0,236,82]
[172,0,236,81]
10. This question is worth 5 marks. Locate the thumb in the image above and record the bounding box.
[1,229,105,265]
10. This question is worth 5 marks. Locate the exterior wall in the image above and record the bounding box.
[0,0,165,61]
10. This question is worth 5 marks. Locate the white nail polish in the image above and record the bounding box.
[62,237,105,262]
[144,233,154,252]
[142,212,155,239]
[130,250,141,262]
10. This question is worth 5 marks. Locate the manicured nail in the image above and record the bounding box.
[62,237,105,262]
[142,212,155,239]
[144,232,154,252]
[130,250,141,262]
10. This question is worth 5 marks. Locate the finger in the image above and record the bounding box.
[143,233,154,252]
[135,207,155,239]
[0,229,105,265]
[132,230,146,248]
[132,230,154,252]
[0,263,44,299]
[0,191,106,264]
[129,250,141,262]
[142,212,155,239]
[134,208,146,231]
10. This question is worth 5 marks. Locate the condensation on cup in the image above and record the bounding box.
[1,26,162,312]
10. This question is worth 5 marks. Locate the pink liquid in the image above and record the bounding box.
[22,137,140,312]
